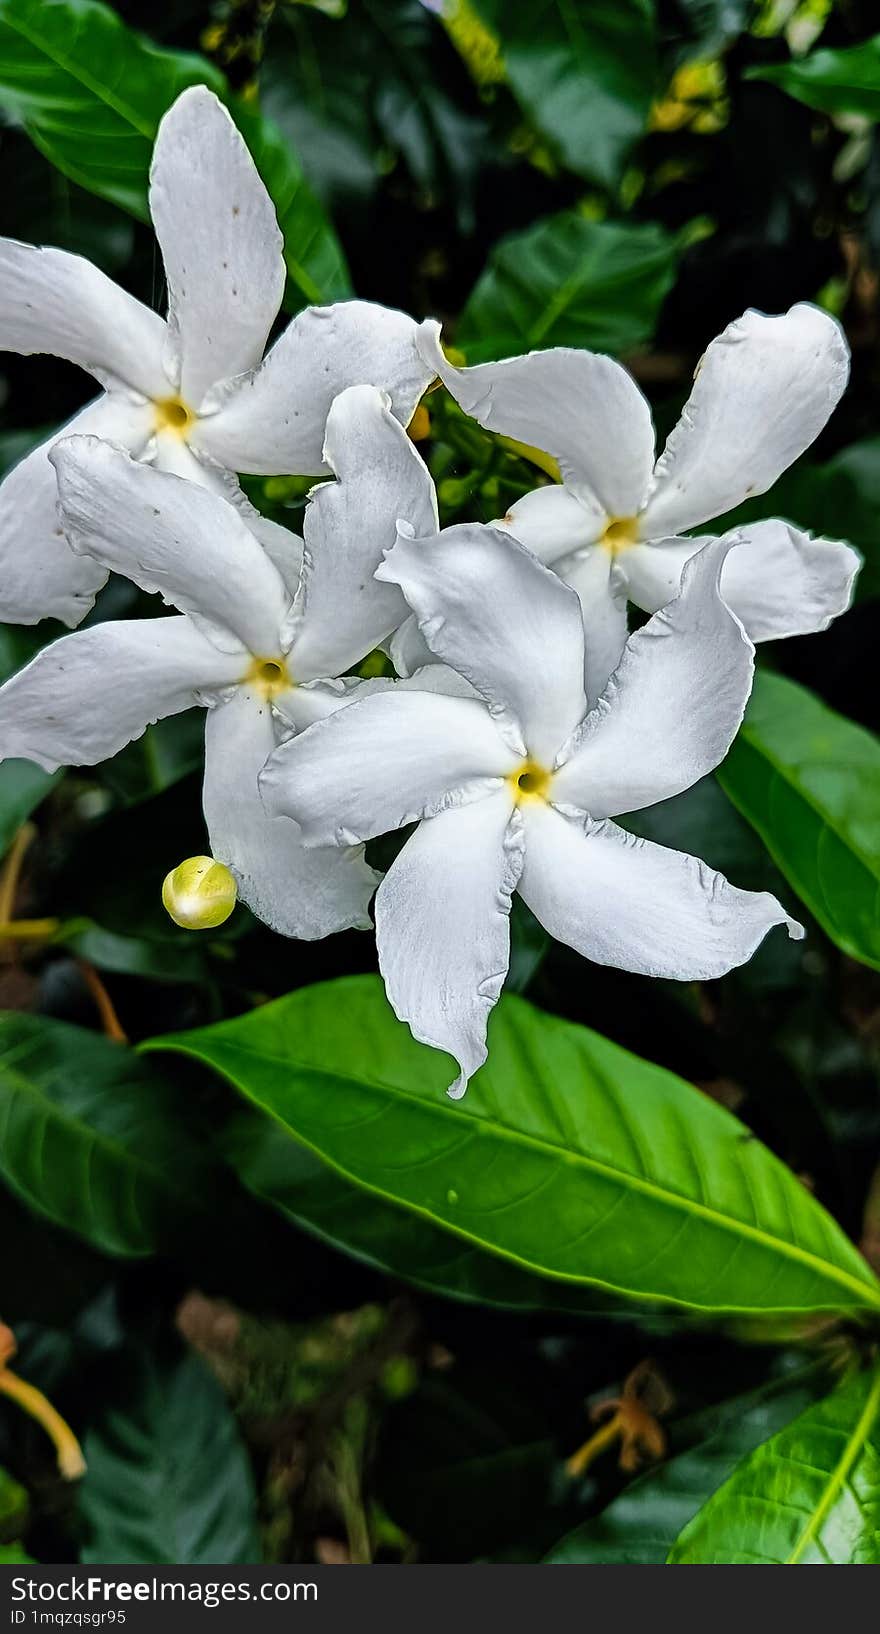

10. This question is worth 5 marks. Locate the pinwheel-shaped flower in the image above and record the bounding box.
[0,385,438,938]
[262,524,802,1095]
[0,85,433,628]
[419,307,858,700]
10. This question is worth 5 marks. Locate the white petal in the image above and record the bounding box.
[714,519,860,641]
[419,321,655,512]
[0,393,155,628]
[389,611,436,677]
[377,523,587,763]
[519,804,803,980]
[260,686,517,846]
[0,239,169,397]
[193,301,436,476]
[553,538,752,817]
[203,687,377,939]
[620,535,699,615]
[496,482,601,563]
[150,437,304,595]
[52,437,292,657]
[0,616,238,772]
[554,545,629,706]
[289,384,439,681]
[149,87,285,407]
[377,792,523,1098]
[642,304,850,536]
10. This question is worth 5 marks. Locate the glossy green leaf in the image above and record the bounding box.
[222,1107,626,1316]
[717,671,880,971]
[79,1348,260,1564]
[457,213,681,362]
[669,1366,880,1564]
[747,37,880,120]
[471,0,657,188]
[146,975,880,1317]
[0,1013,213,1255]
[545,1364,823,1563]
[0,0,350,305]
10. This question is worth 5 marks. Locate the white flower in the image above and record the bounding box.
[418,307,859,701]
[261,523,803,1096]
[0,384,438,938]
[0,85,434,628]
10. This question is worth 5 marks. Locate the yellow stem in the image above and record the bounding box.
[0,1368,86,1480]
[565,1412,622,1479]
[0,918,60,941]
[77,961,127,1043]
[0,823,35,922]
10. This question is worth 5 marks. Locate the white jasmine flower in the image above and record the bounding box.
[261,524,802,1096]
[0,384,437,938]
[0,85,434,628]
[418,306,859,700]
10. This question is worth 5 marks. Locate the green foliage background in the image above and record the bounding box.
[0,0,879,1568]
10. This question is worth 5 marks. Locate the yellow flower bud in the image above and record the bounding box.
[162,856,237,931]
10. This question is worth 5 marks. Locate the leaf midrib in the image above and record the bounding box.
[152,1035,880,1311]
[786,1369,880,1563]
[0,4,158,137]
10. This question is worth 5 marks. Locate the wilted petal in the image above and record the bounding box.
[519,804,802,980]
[378,524,587,763]
[377,791,524,1098]
[0,616,239,772]
[0,239,169,397]
[642,304,850,537]
[289,384,438,681]
[0,393,155,628]
[52,438,292,656]
[149,86,285,407]
[203,687,377,939]
[553,538,752,817]
[194,302,436,476]
[420,322,655,514]
[260,686,517,846]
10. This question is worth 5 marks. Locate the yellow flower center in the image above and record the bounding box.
[245,656,292,698]
[601,515,640,554]
[154,396,195,437]
[509,760,551,803]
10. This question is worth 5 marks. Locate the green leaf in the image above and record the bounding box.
[668,1367,880,1563]
[747,37,880,121]
[0,1541,33,1562]
[717,671,880,971]
[0,0,350,305]
[0,1012,213,1256]
[471,0,657,188]
[545,1363,823,1563]
[146,975,880,1316]
[222,1107,630,1315]
[0,760,60,860]
[457,213,681,362]
[0,1464,28,1540]
[79,1348,260,1564]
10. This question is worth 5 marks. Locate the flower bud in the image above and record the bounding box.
[162,856,237,931]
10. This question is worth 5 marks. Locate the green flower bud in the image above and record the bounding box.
[162,856,237,931]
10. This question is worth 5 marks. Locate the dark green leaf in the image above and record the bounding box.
[717,671,880,971]
[457,213,681,361]
[668,1366,880,1563]
[79,1348,260,1564]
[221,1106,631,1315]
[0,1012,213,1255]
[0,1540,33,1561]
[747,37,880,121]
[52,917,211,985]
[146,975,880,1316]
[0,1464,28,1540]
[545,1363,823,1563]
[0,760,59,860]
[0,0,350,305]
[471,0,657,188]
